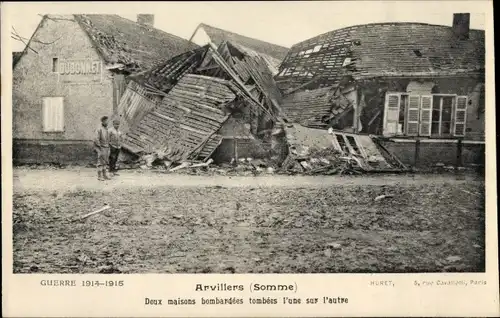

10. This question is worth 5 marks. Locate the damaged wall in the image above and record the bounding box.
[13,16,114,164]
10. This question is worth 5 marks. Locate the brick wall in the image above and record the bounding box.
[380,140,485,167]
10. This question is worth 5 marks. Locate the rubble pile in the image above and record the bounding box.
[125,152,279,176]
[280,146,367,175]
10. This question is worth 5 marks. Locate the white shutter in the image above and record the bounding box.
[54,97,64,131]
[406,95,420,136]
[383,93,400,136]
[42,97,64,132]
[419,95,433,136]
[43,98,52,132]
[453,96,467,137]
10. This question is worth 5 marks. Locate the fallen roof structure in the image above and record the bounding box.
[280,85,356,129]
[189,23,289,72]
[116,41,285,164]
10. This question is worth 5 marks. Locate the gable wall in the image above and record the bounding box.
[13,15,114,141]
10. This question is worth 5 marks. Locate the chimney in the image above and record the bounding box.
[452,13,470,40]
[137,14,154,27]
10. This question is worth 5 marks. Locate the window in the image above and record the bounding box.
[383,93,467,137]
[398,95,408,133]
[52,58,59,72]
[42,97,64,132]
[431,96,453,135]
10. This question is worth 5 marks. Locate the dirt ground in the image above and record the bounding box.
[11,168,485,273]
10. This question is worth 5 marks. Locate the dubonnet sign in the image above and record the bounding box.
[57,59,102,82]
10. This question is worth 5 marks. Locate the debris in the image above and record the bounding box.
[374,194,394,202]
[445,255,462,263]
[460,189,481,197]
[163,160,173,169]
[223,266,236,274]
[326,242,342,250]
[143,154,157,167]
[79,205,111,220]
[98,265,122,274]
[324,249,333,257]
[191,158,214,168]
[169,162,191,172]
[173,214,183,219]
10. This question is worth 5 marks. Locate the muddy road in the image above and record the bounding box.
[12,169,485,273]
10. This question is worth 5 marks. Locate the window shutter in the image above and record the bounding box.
[383,93,400,136]
[419,95,433,136]
[42,97,64,132]
[453,96,467,137]
[43,98,52,132]
[406,95,420,136]
[54,97,64,131]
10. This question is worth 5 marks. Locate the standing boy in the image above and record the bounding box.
[108,118,122,176]
[94,116,111,181]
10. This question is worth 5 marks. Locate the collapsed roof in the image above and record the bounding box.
[117,41,284,161]
[276,22,485,90]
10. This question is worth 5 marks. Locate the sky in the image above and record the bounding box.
[4,1,489,52]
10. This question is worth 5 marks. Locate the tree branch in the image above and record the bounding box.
[11,33,38,54]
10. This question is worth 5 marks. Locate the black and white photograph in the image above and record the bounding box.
[8,1,488,277]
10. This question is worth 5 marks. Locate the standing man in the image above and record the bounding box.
[94,116,111,181]
[108,118,122,176]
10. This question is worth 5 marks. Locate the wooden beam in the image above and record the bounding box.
[196,64,221,72]
[283,76,322,96]
[367,109,382,127]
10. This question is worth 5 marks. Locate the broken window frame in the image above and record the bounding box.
[383,92,468,138]
[330,131,368,158]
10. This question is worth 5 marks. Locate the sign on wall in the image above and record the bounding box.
[56,59,102,83]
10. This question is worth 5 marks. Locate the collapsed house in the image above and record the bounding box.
[276,13,485,139]
[12,14,198,164]
[115,41,289,168]
[274,13,485,168]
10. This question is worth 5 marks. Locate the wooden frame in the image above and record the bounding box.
[383,92,469,138]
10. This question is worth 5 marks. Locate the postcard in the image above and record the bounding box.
[2,1,498,317]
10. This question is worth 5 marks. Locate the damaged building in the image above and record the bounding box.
[115,40,288,167]
[13,14,198,164]
[276,13,485,167]
[188,23,289,74]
